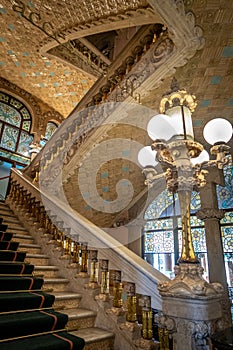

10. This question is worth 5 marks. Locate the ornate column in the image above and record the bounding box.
[196,166,232,327]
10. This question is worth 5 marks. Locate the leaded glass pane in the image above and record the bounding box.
[221,226,233,252]
[178,229,206,253]
[45,122,57,140]
[221,212,233,224]
[191,228,206,252]
[0,125,19,151]
[0,149,30,165]
[217,159,233,209]
[0,102,21,127]
[178,215,204,227]
[22,121,31,131]
[144,189,174,219]
[21,107,30,119]
[0,92,9,103]
[144,218,173,231]
[144,231,174,253]
[10,98,22,109]
[190,192,201,210]
[17,131,33,156]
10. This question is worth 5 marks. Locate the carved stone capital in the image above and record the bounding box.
[196,208,225,221]
[158,263,224,298]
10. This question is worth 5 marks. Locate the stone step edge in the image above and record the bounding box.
[71,327,115,344]
[63,308,97,320]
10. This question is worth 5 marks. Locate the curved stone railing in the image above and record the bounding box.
[8,168,169,309]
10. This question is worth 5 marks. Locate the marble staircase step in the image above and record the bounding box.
[7,226,28,233]
[42,278,70,292]
[25,253,49,265]
[71,328,115,350]
[63,308,97,331]
[34,265,59,278]
[18,243,41,254]
[11,234,35,244]
[52,291,82,309]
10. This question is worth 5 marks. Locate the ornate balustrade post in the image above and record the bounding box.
[158,264,224,350]
[88,250,99,288]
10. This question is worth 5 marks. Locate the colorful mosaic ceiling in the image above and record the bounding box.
[0,0,154,117]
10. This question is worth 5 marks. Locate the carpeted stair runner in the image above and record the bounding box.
[0,261,34,274]
[0,216,85,350]
[0,291,55,312]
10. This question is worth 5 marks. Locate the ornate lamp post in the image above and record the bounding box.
[138,79,232,266]
[138,79,233,348]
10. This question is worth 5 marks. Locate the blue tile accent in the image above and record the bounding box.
[0,37,6,42]
[101,172,108,178]
[0,61,6,66]
[122,166,129,172]
[222,46,233,58]
[84,205,91,210]
[226,98,233,106]
[122,150,130,157]
[102,186,109,192]
[210,76,222,85]
[39,83,45,87]
[8,24,14,31]
[45,61,51,66]
[82,192,90,199]
[50,72,55,76]
[27,1,35,8]
[7,50,14,55]
[14,61,20,66]
[29,62,35,67]
[0,8,6,14]
[66,81,73,85]
[23,52,29,56]
[64,70,70,75]
[82,79,87,83]
[200,99,211,107]
[21,72,27,77]
[53,82,59,87]
[35,71,41,76]
[70,92,76,96]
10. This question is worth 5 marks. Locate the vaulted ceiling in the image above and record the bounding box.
[1,0,233,228]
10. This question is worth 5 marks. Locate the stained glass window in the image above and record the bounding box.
[40,121,58,147]
[0,92,32,165]
[143,160,233,283]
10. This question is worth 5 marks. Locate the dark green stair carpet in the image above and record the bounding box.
[0,276,44,290]
[0,331,85,350]
[0,261,34,275]
[0,224,8,231]
[0,309,68,340]
[0,250,26,262]
[0,291,55,312]
[0,232,13,241]
[0,241,19,250]
[0,214,85,349]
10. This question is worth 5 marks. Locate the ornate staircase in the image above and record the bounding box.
[0,202,115,350]
[2,168,170,350]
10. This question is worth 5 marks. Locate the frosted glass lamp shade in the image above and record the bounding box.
[138,146,158,167]
[190,149,209,165]
[203,118,233,145]
[147,114,176,141]
[165,105,194,139]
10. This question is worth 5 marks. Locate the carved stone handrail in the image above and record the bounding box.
[9,168,169,308]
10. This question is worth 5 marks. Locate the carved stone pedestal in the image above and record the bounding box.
[158,263,224,350]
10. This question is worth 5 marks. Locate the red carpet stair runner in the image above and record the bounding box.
[0,212,85,350]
